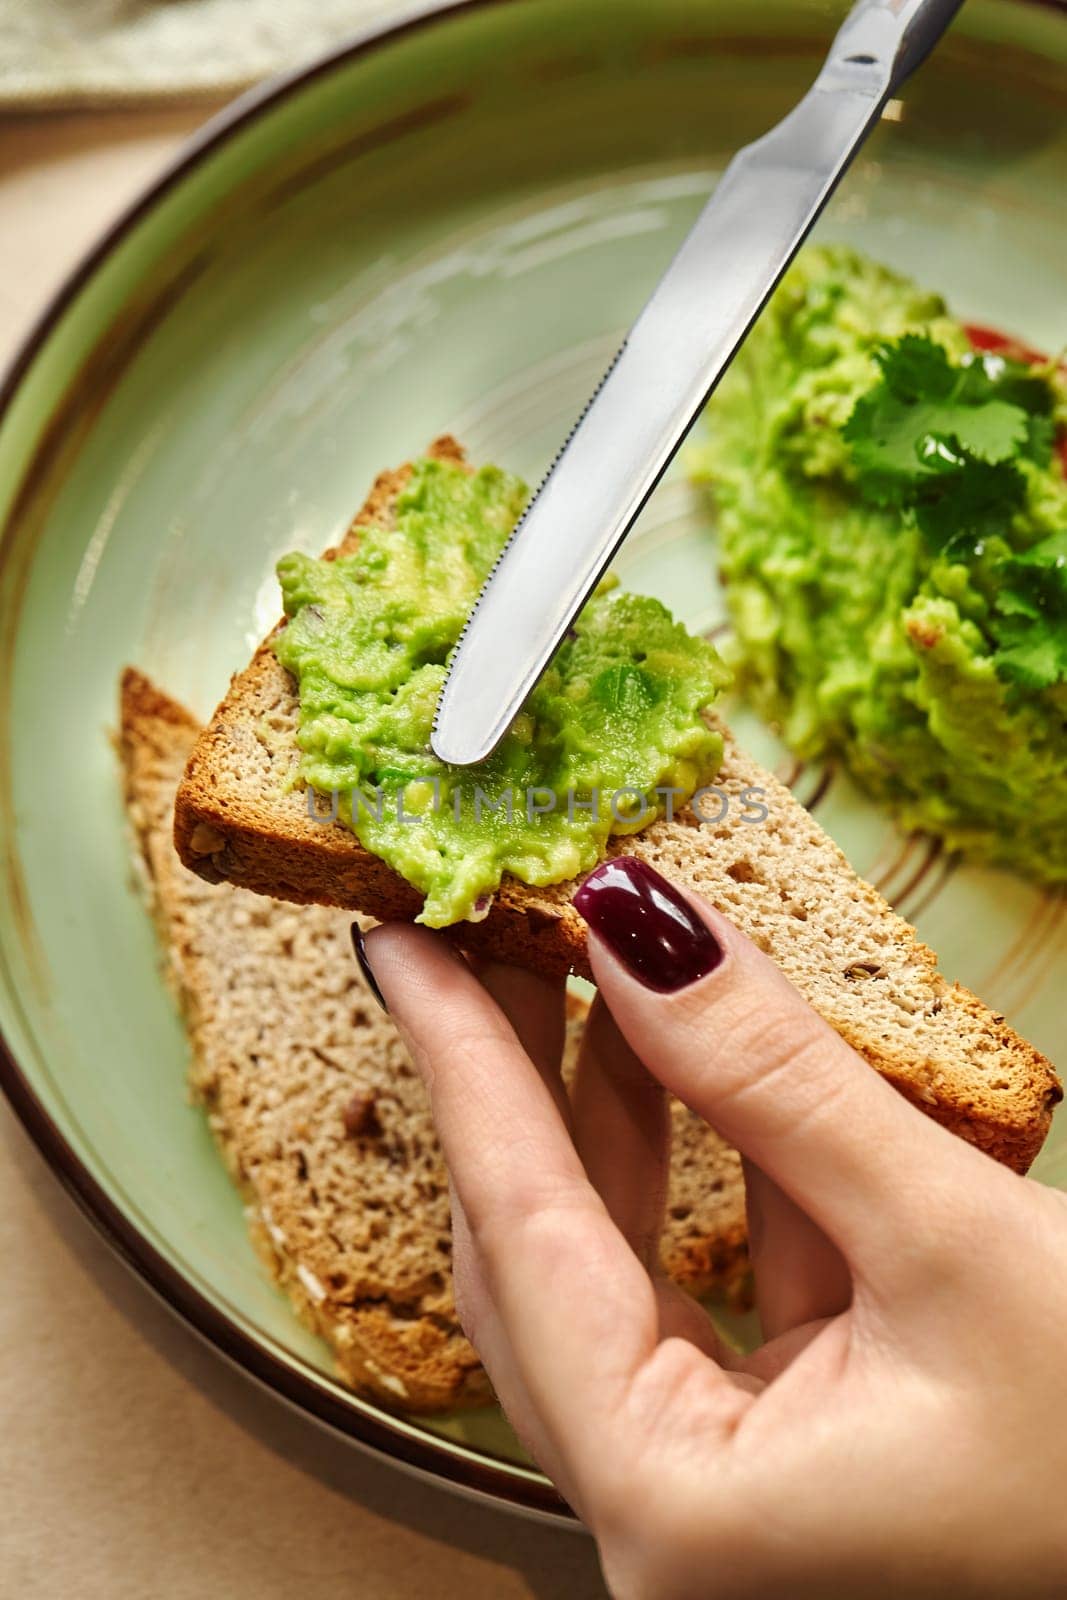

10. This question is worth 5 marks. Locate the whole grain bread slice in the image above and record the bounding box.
[173,438,1062,1175]
[121,668,750,1411]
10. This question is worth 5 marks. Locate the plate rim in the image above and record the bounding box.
[0,0,1063,1529]
[0,0,582,1527]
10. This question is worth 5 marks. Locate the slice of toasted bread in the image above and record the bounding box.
[121,669,750,1411]
[173,439,1061,1175]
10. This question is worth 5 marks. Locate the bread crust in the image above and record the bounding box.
[173,440,1062,1175]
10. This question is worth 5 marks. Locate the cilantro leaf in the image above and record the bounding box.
[843,335,1066,691]
[989,533,1067,690]
[878,333,957,401]
[913,456,1027,552]
[843,335,1034,490]
[1008,527,1067,570]
[991,626,1067,692]
[1024,413,1057,469]
[845,399,1028,489]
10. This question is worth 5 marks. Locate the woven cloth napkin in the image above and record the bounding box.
[0,0,419,109]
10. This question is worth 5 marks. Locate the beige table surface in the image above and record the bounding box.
[0,107,608,1600]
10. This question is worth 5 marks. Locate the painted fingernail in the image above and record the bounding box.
[351,924,388,1013]
[572,857,725,993]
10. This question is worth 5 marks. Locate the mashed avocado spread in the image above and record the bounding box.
[690,245,1067,884]
[274,457,730,925]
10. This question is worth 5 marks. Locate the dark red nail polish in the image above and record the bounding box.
[573,858,725,993]
[351,924,388,1012]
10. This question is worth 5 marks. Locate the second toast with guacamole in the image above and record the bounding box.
[175,436,1060,1173]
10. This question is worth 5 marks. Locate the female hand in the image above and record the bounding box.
[359,858,1067,1600]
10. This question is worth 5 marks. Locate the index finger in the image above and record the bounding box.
[362,924,730,1483]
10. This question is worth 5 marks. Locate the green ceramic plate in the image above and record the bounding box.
[1,0,1064,1525]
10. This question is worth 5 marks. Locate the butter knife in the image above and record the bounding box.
[431,0,964,767]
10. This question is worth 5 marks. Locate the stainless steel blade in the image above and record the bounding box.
[432,0,965,767]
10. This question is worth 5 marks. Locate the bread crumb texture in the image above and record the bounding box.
[121,668,750,1412]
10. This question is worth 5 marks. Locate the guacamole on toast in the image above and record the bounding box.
[274,456,730,926]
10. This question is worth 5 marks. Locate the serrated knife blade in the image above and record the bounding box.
[431,0,964,767]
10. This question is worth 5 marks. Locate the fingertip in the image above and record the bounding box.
[575,858,743,1001]
[358,920,467,1016]
[350,922,389,1012]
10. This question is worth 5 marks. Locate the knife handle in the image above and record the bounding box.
[893,0,967,85]
[824,0,966,99]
